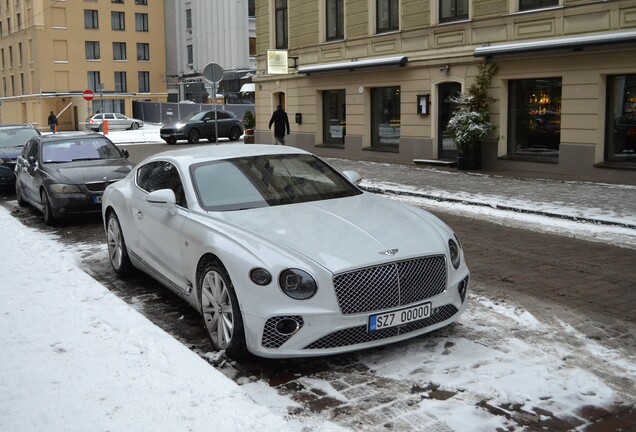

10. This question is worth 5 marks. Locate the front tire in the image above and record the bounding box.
[131,122,140,130]
[188,129,201,144]
[165,138,177,145]
[41,189,55,226]
[106,212,133,276]
[16,184,27,207]
[198,260,247,359]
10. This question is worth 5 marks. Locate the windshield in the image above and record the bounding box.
[0,127,39,149]
[178,111,205,122]
[191,154,362,211]
[41,138,123,163]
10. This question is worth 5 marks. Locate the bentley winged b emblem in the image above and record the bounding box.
[380,248,399,256]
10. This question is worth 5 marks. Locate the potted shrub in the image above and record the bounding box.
[243,110,255,144]
[447,63,498,170]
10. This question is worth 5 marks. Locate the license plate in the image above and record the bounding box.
[92,195,102,204]
[160,134,170,137]
[368,302,432,332]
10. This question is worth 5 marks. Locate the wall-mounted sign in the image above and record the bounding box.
[417,94,430,116]
[267,50,288,75]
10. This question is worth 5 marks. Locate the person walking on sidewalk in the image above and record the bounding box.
[48,111,58,133]
[268,105,290,145]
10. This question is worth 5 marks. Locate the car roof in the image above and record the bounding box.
[143,144,311,166]
[0,124,39,131]
[37,132,113,142]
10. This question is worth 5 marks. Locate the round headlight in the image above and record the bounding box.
[279,268,317,300]
[449,239,461,269]
[249,268,272,285]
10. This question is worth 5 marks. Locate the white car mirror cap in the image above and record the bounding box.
[342,170,362,185]
[146,189,177,208]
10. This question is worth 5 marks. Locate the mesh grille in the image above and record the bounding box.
[333,255,447,315]
[304,304,459,350]
[85,180,119,192]
[261,315,304,349]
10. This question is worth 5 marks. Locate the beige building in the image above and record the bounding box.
[254,0,636,182]
[0,0,166,132]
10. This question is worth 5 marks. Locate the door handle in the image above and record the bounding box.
[137,211,144,220]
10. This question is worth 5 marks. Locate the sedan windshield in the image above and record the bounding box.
[42,138,123,163]
[0,127,38,149]
[191,154,362,211]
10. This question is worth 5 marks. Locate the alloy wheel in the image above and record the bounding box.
[201,269,234,349]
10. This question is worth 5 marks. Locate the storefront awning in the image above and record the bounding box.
[474,30,636,57]
[298,56,408,75]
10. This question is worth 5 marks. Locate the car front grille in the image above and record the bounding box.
[303,304,459,350]
[85,179,119,192]
[262,315,305,348]
[333,255,447,315]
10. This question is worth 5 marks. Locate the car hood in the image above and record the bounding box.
[0,146,23,160]
[46,160,132,184]
[218,193,447,273]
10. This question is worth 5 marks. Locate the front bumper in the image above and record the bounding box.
[243,273,470,359]
[0,164,16,187]
[47,191,104,217]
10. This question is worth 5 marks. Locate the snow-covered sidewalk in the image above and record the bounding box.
[0,207,341,432]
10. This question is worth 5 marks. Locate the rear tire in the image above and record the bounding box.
[98,123,104,132]
[229,126,241,142]
[106,212,133,276]
[198,260,247,359]
[188,129,201,144]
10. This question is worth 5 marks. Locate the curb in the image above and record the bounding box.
[362,184,636,230]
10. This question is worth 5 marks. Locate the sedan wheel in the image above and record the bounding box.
[131,122,139,130]
[199,261,247,359]
[106,212,132,275]
[41,189,55,226]
[15,185,27,207]
[229,126,241,142]
[188,129,200,144]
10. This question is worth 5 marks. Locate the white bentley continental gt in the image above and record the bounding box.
[102,145,469,359]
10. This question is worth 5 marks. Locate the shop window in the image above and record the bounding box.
[440,0,468,23]
[508,78,562,159]
[326,0,344,41]
[322,90,346,146]
[371,87,401,150]
[605,75,636,163]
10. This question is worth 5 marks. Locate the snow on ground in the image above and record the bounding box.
[3,125,634,431]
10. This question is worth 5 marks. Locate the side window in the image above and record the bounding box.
[105,113,116,120]
[217,112,231,120]
[115,113,126,119]
[25,140,39,160]
[203,112,215,121]
[136,161,187,208]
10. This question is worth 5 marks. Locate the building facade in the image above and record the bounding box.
[164,0,256,104]
[254,0,636,182]
[0,0,167,131]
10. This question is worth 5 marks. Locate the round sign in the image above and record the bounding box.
[203,62,224,84]
[82,89,95,101]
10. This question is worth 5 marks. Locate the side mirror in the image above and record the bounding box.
[122,149,129,158]
[28,156,37,166]
[146,189,178,215]
[342,170,362,185]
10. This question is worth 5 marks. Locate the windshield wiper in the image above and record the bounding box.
[71,158,99,162]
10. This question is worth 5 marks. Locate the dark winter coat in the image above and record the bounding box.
[48,113,58,126]
[268,108,290,137]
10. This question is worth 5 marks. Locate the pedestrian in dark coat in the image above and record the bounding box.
[48,111,58,133]
[268,105,290,145]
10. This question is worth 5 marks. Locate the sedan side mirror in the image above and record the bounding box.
[122,149,129,158]
[28,156,37,166]
[146,189,178,216]
[342,170,362,185]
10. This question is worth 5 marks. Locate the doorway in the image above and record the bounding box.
[438,82,461,160]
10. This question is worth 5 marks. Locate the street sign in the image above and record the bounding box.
[83,89,95,101]
[203,62,224,84]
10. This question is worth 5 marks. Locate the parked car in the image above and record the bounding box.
[102,144,469,359]
[0,124,41,189]
[15,132,132,225]
[86,113,144,132]
[160,110,244,144]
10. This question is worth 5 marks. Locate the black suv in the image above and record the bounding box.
[160,110,244,144]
